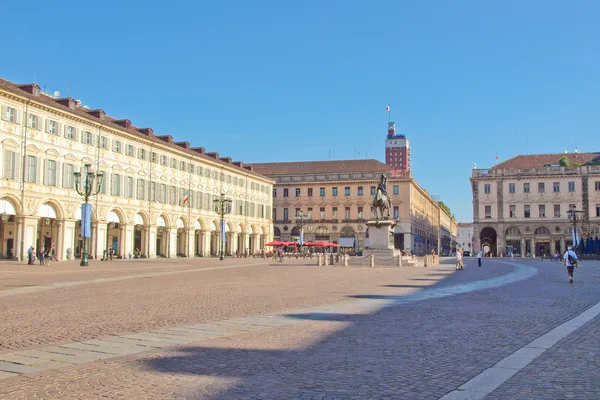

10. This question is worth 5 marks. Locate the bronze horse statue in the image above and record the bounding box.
[372,174,392,220]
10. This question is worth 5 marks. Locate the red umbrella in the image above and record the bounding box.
[324,242,340,247]
[265,241,285,246]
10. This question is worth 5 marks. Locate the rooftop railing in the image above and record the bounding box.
[472,164,600,178]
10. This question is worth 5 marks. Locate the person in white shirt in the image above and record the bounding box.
[455,249,464,271]
[477,250,483,267]
[562,246,578,283]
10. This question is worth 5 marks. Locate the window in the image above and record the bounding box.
[82,131,93,145]
[160,155,168,166]
[295,188,301,197]
[524,205,531,218]
[99,136,108,149]
[171,158,177,169]
[569,203,576,211]
[138,148,146,160]
[509,183,515,193]
[344,187,350,196]
[111,173,121,196]
[484,184,491,194]
[65,126,76,140]
[45,160,57,186]
[137,179,146,200]
[332,187,338,197]
[126,144,134,156]
[538,182,545,193]
[113,140,121,153]
[307,208,313,219]
[170,186,177,205]
[320,207,325,219]
[125,177,134,198]
[554,204,560,217]
[539,204,545,218]
[320,187,325,196]
[63,164,75,188]
[357,186,363,196]
[180,161,186,171]
[370,186,376,195]
[553,182,560,192]
[393,206,399,219]
[2,106,16,122]
[151,152,157,163]
[47,120,58,135]
[596,181,600,191]
[345,207,351,219]
[26,155,37,182]
[524,183,530,193]
[160,184,167,203]
[272,188,277,198]
[308,188,313,197]
[568,182,575,192]
[332,207,338,219]
[597,205,600,217]
[2,149,17,180]
[189,164,194,174]
[283,208,289,221]
[393,185,399,195]
[283,188,289,197]
[358,207,363,219]
[28,114,40,129]
[485,205,491,218]
[509,205,516,217]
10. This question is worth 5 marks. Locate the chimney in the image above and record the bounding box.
[88,109,106,120]
[17,84,41,95]
[55,97,76,109]
[157,135,173,143]
[220,157,232,164]
[233,161,243,168]
[138,127,154,136]
[244,165,254,172]
[206,152,219,159]
[192,147,205,155]
[176,141,191,150]
[113,119,132,128]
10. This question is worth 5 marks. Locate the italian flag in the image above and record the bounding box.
[183,190,190,204]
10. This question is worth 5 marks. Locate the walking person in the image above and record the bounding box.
[38,248,45,266]
[455,249,464,271]
[477,250,483,267]
[27,246,34,265]
[563,246,578,283]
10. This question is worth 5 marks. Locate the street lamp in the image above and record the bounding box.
[74,164,103,266]
[567,208,584,253]
[214,191,232,260]
[295,212,309,251]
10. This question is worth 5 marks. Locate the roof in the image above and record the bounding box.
[0,78,269,181]
[492,153,600,169]
[249,159,391,176]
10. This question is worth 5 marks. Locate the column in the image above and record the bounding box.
[252,234,260,254]
[97,222,107,260]
[91,222,98,260]
[186,229,193,257]
[60,219,76,261]
[15,217,23,261]
[532,238,536,257]
[22,216,40,256]
[142,226,149,257]
[168,228,175,258]
[148,226,157,258]
[122,224,131,258]
[550,239,556,255]
[520,237,526,257]
[201,230,209,256]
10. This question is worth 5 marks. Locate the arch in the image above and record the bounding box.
[238,222,246,234]
[157,214,169,227]
[45,148,60,157]
[36,200,63,219]
[251,224,259,234]
[505,227,521,238]
[134,212,146,225]
[210,221,218,231]
[81,157,94,165]
[315,226,328,234]
[0,196,20,215]
[237,224,243,234]
[534,227,551,236]
[227,221,235,232]
[111,164,123,171]
[106,208,125,224]
[1,138,19,147]
[195,218,206,231]
[261,225,268,235]
[340,225,355,237]
[193,220,202,231]
[273,227,281,238]
[290,226,301,236]
[479,227,498,256]
[175,218,186,229]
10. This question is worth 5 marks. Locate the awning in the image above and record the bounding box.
[339,238,355,247]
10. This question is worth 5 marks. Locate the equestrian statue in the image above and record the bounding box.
[371,174,392,220]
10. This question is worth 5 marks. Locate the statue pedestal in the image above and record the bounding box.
[363,220,399,260]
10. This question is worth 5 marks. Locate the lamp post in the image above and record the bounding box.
[567,208,584,254]
[74,164,103,266]
[295,212,309,253]
[214,191,232,260]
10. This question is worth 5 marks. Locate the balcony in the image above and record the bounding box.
[472,164,600,178]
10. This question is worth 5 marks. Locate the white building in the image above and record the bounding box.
[457,222,474,254]
[0,79,273,262]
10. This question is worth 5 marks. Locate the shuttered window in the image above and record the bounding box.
[2,149,18,180]
[137,179,146,200]
[25,155,37,182]
[111,173,121,196]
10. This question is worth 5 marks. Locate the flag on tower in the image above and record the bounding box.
[386,105,390,112]
[183,190,190,205]
[495,154,499,161]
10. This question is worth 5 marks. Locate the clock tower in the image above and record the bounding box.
[385,121,410,174]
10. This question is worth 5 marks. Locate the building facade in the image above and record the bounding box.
[0,79,273,261]
[250,160,454,256]
[457,222,474,254]
[471,153,600,257]
[385,122,410,174]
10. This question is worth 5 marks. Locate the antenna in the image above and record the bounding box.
[328,149,331,160]
[354,149,356,159]
[516,134,519,155]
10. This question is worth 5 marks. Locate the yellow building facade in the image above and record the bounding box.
[0,79,273,261]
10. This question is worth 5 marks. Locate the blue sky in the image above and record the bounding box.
[2,1,599,221]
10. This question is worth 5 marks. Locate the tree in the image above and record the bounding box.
[439,201,451,215]
[559,156,570,167]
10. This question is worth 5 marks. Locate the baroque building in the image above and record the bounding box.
[0,78,273,261]
[250,160,457,255]
[471,153,600,257]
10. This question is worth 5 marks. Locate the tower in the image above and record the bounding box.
[385,121,410,174]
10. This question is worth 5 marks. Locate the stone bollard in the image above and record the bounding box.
[424,256,429,268]
[370,254,375,267]
[343,255,348,267]
[317,254,322,266]
[325,254,330,266]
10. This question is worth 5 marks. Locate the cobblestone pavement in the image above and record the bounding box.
[0,258,598,399]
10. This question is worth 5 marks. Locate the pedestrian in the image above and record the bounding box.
[109,247,114,261]
[477,250,483,267]
[44,248,51,265]
[49,246,56,262]
[456,249,464,271]
[563,246,578,283]
[38,248,45,266]
[27,246,34,265]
